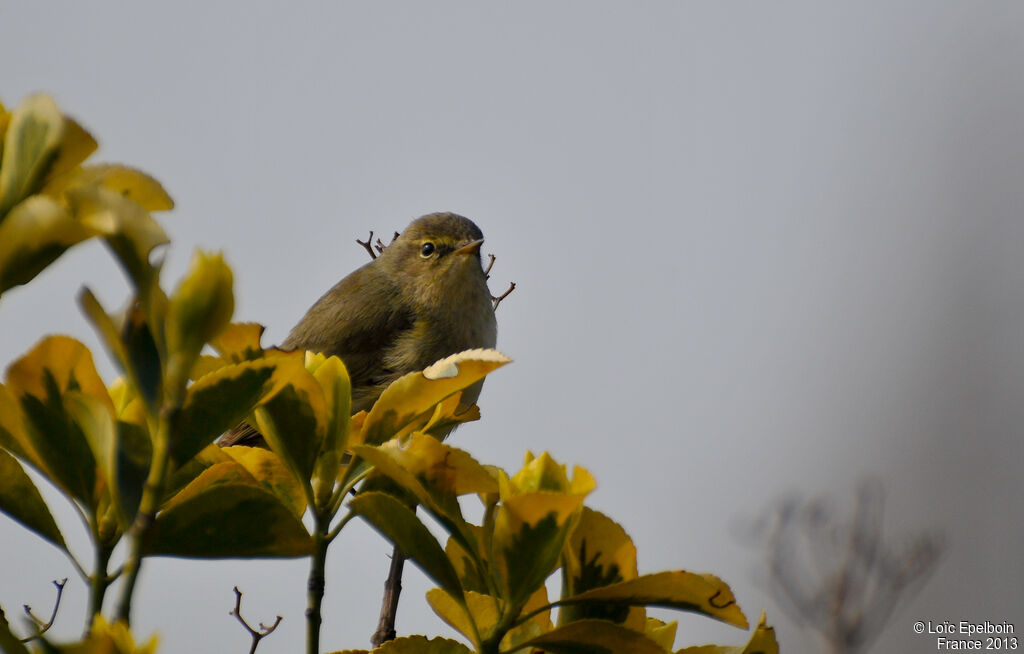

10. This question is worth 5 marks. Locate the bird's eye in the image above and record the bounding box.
[420,242,436,257]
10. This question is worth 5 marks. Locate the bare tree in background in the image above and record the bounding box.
[747,480,945,654]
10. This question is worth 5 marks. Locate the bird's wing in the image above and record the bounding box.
[280,261,414,391]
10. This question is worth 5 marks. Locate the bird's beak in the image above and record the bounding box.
[454,239,484,255]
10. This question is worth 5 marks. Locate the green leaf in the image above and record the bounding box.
[349,491,464,602]
[64,390,151,529]
[0,608,31,654]
[147,461,312,558]
[37,116,98,194]
[310,354,351,503]
[354,433,496,564]
[164,250,234,395]
[676,612,779,654]
[0,194,92,294]
[560,508,641,628]
[64,391,123,519]
[0,384,29,460]
[221,446,306,518]
[169,358,283,468]
[556,571,748,630]
[358,349,510,446]
[114,419,152,524]
[331,635,473,654]
[0,449,66,550]
[80,290,162,412]
[493,506,568,611]
[355,433,496,512]
[4,336,110,508]
[517,619,668,654]
[445,533,488,594]
[252,357,326,488]
[0,93,64,218]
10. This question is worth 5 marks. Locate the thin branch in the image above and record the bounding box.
[491,282,516,311]
[230,587,282,654]
[375,232,399,255]
[370,549,406,647]
[356,231,377,259]
[21,578,67,642]
[483,253,496,279]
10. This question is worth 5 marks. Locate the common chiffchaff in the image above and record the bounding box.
[220,212,497,446]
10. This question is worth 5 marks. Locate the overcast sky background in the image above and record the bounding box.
[2,3,1022,653]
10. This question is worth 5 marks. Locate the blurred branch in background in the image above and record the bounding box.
[745,479,945,654]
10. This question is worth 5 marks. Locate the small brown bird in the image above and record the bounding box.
[221,212,499,646]
[219,210,497,448]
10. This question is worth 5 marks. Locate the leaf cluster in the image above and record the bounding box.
[0,93,780,654]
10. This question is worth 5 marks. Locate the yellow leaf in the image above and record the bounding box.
[0,448,67,550]
[210,322,267,362]
[426,588,498,646]
[359,349,510,446]
[445,529,487,593]
[0,98,10,140]
[519,619,667,653]
[0,194,93,293]
[312,355,351,504]
[82,616,159,654]
[252,359,327,486]
[6,335,112,411]
[222,445,306,518]
[3,336,109,508]
[497,453,594,527]
[560,571,748,630]
[561,508,643,630]
[505,452,596,497]
[65,184,170,304]
[68,164,173,211]
[502,492,586,528]
[360,432,498,498]
[500,584,553,651]
[330,635,472,654]
[0,93,64,217]
[152,460,312,558]
[645,617,678,651]
[165,250,234,394]
[38,117,98,195]
[566,508,638,586]
[676,612,778,654]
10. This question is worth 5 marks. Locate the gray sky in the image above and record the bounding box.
[2,3,1022,652]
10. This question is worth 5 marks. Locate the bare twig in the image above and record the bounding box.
[356,231,377,259]
[491,282,516,311]
[21,578,67,642]
[370,549,406,647]
[747,480,945,654]
[230,587,282,654]
[483,253,496,279]
[376,232,399,255]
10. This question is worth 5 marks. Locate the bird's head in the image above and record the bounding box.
[381,212,491,309]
